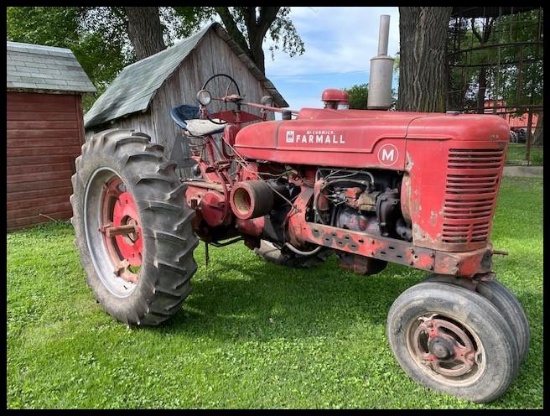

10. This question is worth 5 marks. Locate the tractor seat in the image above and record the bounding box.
[185,119,226,136]
[170,104,226,136]
[170,104,200,129]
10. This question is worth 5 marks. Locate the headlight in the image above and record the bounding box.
[260,95,274,106]
[196,89,212,106]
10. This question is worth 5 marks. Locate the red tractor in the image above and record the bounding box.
[71,73,529,404]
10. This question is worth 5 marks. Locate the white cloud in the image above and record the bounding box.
[264,7,400,111]
[265,7,400,77]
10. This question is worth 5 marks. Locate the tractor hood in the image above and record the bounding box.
[233,108,510,170]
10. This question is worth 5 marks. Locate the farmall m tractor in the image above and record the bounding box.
[70,19,529,404]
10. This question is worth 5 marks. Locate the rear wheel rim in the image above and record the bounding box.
[84,168,143,297]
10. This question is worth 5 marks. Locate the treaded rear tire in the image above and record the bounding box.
[70,129,199,326]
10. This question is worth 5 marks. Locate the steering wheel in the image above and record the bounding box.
[198,74,242,125]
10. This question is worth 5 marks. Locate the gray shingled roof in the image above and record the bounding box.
[84,22,288,128]
[6,41,96,94]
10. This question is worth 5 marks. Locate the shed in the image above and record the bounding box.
[83,22,288,174]
[7,41,96,232]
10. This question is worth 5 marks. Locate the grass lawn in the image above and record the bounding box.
[6,176,543,409]
[506,143,543,166]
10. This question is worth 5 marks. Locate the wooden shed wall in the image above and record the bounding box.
[85,29,274,175]
[7,92,85,231]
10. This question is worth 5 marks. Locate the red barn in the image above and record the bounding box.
[7,42,96,232]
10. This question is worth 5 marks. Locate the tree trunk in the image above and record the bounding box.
[532,112,543,147]
[124,7,166,61]
[247,28,267,75]
[397,7,453,112]
[476,67,487,113]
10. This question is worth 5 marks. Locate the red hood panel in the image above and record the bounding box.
[233,110,509,170]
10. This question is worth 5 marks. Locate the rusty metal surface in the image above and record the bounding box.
[294,222,492,278]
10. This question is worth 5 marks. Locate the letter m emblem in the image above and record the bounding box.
[377,144,399,166]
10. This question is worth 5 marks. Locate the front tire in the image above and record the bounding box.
[476,280,530,363]
[386,281,519,403]
[70,129,199,326]
[423,274,530,363]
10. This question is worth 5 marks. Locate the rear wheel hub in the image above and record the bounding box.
[100,176,143,283]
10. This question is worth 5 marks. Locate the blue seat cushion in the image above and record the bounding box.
[170,104,201,130]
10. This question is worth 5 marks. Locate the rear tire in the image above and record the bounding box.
[70,129,199,326]
[387,281,519,403]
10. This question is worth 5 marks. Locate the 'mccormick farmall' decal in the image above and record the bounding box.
[234,117,409,170]
[285,130,345,145]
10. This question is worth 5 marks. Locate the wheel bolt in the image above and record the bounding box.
[105,224,137,237]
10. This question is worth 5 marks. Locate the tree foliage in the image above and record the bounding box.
[448,10,543,113]
[344,84,397,110]
[7,6,305,110]
[494,10,543,113]
[7,7,130,109]
[345,84,370,110]
[447,18,476,111]
[212,7,304,74]
[447,9,543,144]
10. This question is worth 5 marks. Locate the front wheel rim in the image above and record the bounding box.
[407,313,485,384]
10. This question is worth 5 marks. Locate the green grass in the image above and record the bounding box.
[7,176,543,409]
[506,143,543,166]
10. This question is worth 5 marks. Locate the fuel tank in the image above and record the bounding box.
[233,108,510,170]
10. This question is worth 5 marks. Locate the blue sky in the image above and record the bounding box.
[263,7,400,111]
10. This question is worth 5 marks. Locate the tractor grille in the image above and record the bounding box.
[442,148,505,244]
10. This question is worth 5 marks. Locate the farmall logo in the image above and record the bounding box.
[377,144,399,166]
[285,130,345,145]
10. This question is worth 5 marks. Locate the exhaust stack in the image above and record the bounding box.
[367,15,395,110]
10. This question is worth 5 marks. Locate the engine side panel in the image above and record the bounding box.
[234,110,510,254]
